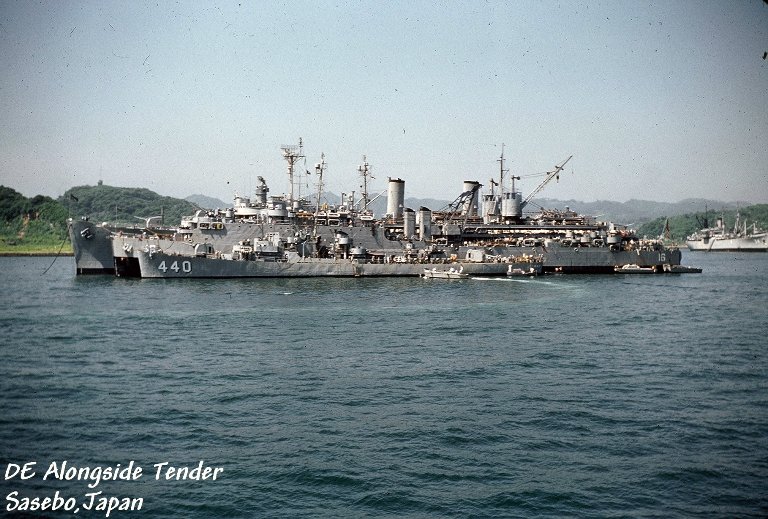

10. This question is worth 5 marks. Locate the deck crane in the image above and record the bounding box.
[442,182,482,226]
[522,155,572,211]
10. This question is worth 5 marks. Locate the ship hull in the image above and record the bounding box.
[72,221,685,277]
[92,221,685,274]
[68,220,116,275]
[135,250,536,278]
[686,236,767,252]
[530,243,682,273]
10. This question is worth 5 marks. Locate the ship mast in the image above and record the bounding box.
[497,144,508,194]
[313,153,326,236]
[357,155,373,210]
[281,138,305,206]
[497,143,520,195]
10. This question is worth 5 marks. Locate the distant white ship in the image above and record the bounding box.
[686,211,768,252]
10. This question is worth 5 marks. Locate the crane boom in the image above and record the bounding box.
[523,155,572,208]
[439,183,482,226]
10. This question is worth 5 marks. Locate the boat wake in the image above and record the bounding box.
[470,277,577,290]
[472,276,541,283]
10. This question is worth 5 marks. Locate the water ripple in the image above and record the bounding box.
[0,255,767,517]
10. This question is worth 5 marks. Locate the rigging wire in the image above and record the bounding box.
[42,233,70,275]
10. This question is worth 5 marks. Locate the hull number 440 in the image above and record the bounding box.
[158,260,192,273]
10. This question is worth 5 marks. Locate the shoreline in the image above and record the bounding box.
[0,251,74,257]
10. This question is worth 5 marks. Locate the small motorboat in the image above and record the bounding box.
[422,266,469,279]
[614,264,657,274]
[663,264,703,273]
[507,266,540,277]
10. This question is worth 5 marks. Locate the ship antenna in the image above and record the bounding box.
[357,155,374,210]
[281,138,305,206]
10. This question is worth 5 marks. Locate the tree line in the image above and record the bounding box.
[0,186,70,249]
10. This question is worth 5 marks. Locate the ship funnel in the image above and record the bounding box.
[482,194,499,224]
[387,178,405,219]
[254,177,269,205]
[403,208,416,240]
[419,207,432,242]
[462,181,481,216]
[501,192,523,219]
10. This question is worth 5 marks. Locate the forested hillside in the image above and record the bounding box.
[0,183,203,253]
[0,186,69,252]
[63,183,200,225]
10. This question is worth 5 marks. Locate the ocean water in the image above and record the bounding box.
[1,253,766,518]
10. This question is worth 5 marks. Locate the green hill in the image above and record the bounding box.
[637,204,768,241]
[62,183,201,225]
[0,186,70,253]
[0,184,204,254]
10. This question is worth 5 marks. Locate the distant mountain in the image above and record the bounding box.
[531,198,748,226]
[405,197,455,211]
[304,193,751,227]
[359,196,452,215]
[186,194,228,209]
[80,180,754,231]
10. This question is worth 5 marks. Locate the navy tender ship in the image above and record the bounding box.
[686,210,768,252]
[68,140,688,278]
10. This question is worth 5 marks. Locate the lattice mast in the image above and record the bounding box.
[281,138,305,205]
[357,156,374,210]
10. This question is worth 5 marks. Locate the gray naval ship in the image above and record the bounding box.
[686,210,768,252]
[68,141,688,278]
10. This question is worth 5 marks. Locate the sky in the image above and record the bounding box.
[1,0,767,205]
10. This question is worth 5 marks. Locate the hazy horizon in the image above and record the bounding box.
[5,177,760,209]
[2,1,767,205]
